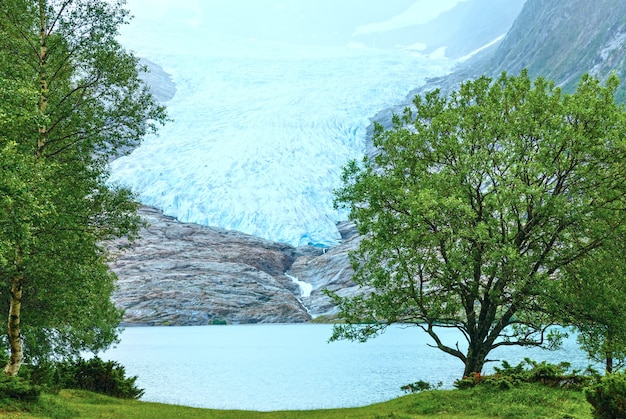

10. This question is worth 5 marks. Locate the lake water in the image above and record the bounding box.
[101,324,593,411]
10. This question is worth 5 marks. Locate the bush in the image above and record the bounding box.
[18,361,62,392]
[14,357,143,399]
[454,358,593,390]
[401,380,442,393]
[585,372,626,419]
[454,372,488,389]
[0,374,41,401]
[57,357,144,399]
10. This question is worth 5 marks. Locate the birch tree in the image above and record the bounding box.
[0,0,166,375]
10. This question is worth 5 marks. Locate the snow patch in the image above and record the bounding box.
[459,34,506,62]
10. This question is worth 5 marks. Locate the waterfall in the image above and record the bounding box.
[285,274,313,298]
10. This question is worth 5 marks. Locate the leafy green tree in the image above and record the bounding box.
[0,0,166,375]
[553,242,626,373]
[331,70,626,377]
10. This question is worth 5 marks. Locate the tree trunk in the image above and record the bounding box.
[606,351,613,374]
[4,274,24,376]
[463,344,487,377]
[37,0,49,155]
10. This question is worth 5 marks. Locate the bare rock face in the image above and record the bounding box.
[287,221,363,318]
[110,207,317,325]
[109,207,362,325]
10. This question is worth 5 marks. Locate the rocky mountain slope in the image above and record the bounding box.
[109,207,359,325]
[351,0,525,59]
[110,0,626,325]
[488,0,626,98]
[139,58,176,102]
[371,0,626,140]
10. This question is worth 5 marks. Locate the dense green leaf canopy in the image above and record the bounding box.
[554,241,626,372]
[332,70,626,377]
[0,0,166,369]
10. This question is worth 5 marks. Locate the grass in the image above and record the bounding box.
[0,384,594,418]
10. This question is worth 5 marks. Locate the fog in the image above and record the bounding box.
[120,0,471,52]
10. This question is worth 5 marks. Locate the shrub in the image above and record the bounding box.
[454,372,487,390]
[585,372,626,419]
[18,361,62,392]
[57,357,144,399]
[401,380,442,393]
[0,375,41,401]
[14,357,143,399]
[454,358,593,390]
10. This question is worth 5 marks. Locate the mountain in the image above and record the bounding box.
[109,0,529,249]
[108,1,523,325]
[109,206,358,325]
[351,0,526,59]
[139,58,176,102]
[110,0,626,325]
[488,0,626,100]
[372,0,626,138]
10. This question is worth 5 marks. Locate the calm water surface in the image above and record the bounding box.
[101,324,592,411]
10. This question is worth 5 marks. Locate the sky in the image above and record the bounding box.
[353,0,469,35]
[120,0,469,49]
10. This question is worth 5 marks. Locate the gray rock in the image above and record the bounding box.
[110,206,314,325]
[287,225,363,318]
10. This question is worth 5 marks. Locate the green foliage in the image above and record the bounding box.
[552,242,626,373]
[331,69,626,378]
[54,357,144,399]
[17,360,62,393]
[0,375,41,401]
[13,357,142,399]
[400,380,442,393]
[0,0,167,371]
[453,358,594,391]
[585,372,626,419]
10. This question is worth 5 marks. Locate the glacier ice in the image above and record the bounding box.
[109,2,456,247]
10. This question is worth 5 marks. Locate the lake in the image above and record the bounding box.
[101,324,593,411]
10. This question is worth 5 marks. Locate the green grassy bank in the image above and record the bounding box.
[0,384,592,418]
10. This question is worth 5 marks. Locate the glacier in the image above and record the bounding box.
[109,1,457,247]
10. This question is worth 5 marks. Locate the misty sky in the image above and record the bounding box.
[120,0,469,52]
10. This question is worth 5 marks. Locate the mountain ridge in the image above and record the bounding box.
[370,0,626,140]
[110,0,625,325]
[488,0,626,98]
